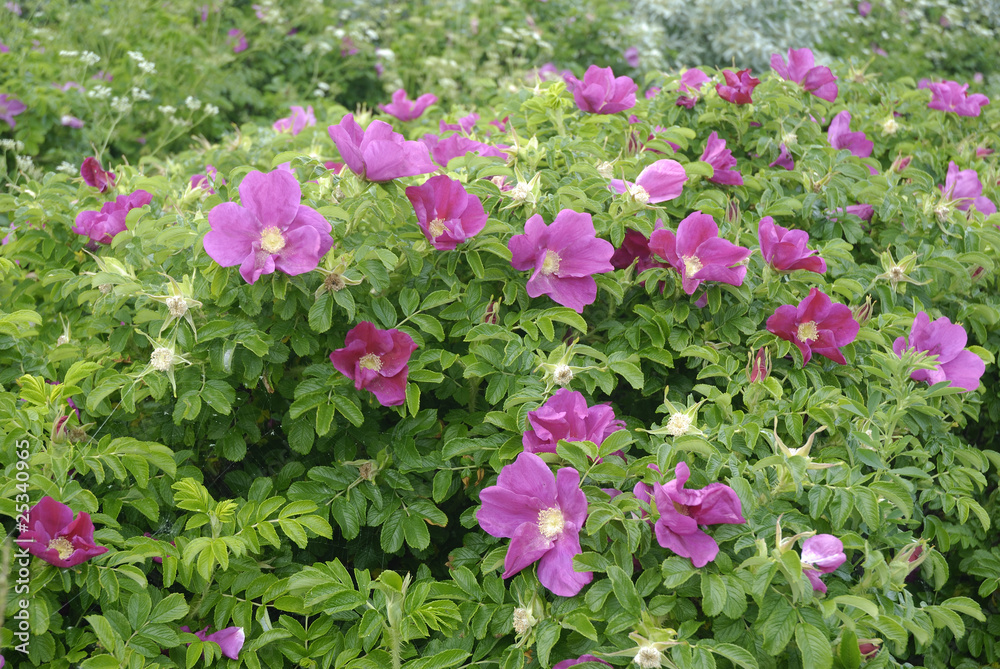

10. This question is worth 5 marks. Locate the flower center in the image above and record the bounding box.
[665,412,692,437]
[541,250,561,276]
[428,218,447,238]
[166,295,188,317]
[681,254,703,276]
[635,646,663,669]
[259,226,286,254]
[150,347,175,372]
[796,321,819,343]
[512,608,533,634]
[673,501,690,516]
[631,185,650,204]
[537,507,565,539]
[553,364,574,386]
[359,353,382,372]
[48,536,75,560]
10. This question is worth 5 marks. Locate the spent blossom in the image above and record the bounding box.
[766,287,859,366]
[608,159,687,204]
[716,69,760,105]
[757,217,826,273]
[770,47,838,102]
[18,496,108,568]
[800,534,846,593]
[476,451,592,596]
[569,65,637,114]
[892,312,986,392]
[508,209,614,313]
[522,388,625,455]
[328,113,436,182]
[378,89,438,122]
[648,211,751,295]
[404,175,488,250]
[202,169,334,284]
[330,321,418,407]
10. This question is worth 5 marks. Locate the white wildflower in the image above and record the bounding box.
[80,51,100,66]
[665,412,693,437]
[88,86,112,99]
[185,96,202,111]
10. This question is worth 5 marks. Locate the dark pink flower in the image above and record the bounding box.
[766,287,859,366]
[273,105,315,135]
[330,321,418,406]
[700,132,743,185]
[923,80,989,117]
[439,112,479,134]
[571,65,637,114]
[610,222,670,273]
[405,175,487,250]
[770,143,795,170]
[0,94,26,128]
[554,656,610,669]
[508,209,615,313]
[652,462,745,568]
[758,216,826,273]
[828,111,873,158]
[328,114,437,182]
[716,69,760,105]
[73,190,152,245]
[608,159,687,204]
[624,46,640,68]
[975,147,993,159]
[771,48,838,102]
[749,347,770,383]
[181,626,245,660]
[378,89,438,122]
[522,388,625,455]
[648,211,751,295]
[422,134,505,167]
[203,170,333,284]
[18,496,108,568]
[226,28,247,53]
[80,157,116,192]
[892,312,986,392]
[940,161,996,216]
[676,68,709,108]
[859,642,880,659]
[800,534,846,593]
[476,451,592,597]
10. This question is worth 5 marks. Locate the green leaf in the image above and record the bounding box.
[561,611,598,641]
[534,618,561,668]
[701,573,727,617]
[760,600,796,655]
[795,622,833,669]
[309,293,334,333]
[834,595,880,620]
[707,643,759,669]
[839,628,861,669]
[607,565,642,614]
[403,650,470,669]
[148,593,189,624]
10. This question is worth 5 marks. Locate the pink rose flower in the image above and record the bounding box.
[608,159,688,203]
[648,211,751,295]
[757,216,826,273]
[770,47,838,102]
[73,190,152,245]
[378,89,438,122]
[766,287,859,366]
[570,65,637,114]
[328,113,437,182]
[330,321,418,407]
[892,311,986,392]
[80,156,116,192]
[716,69,760,105]
[273,105,316,135]
[800,534,846,593]
[676,68,710,108]
[18,496,108,568]
[522,388,625,455]
[404,175,488,250]
[700,132,743,185]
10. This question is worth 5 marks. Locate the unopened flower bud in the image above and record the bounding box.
[859,641,880,659]
[851,296,874,325]
[889,154,911,173]
[52,415,70,443]
[483,301,499,325]
[748,347,770,383]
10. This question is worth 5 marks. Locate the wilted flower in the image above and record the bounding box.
[652,462,746,567]
[328,113,436,182]
[476,451,592,596]
[404,175,487,250]
[939,161,996,216]
[758,217,826,273]
[80,157,116,192]
[522,388,625,455]
[273,105,316,135]
[569,65,637,114]
[508,209,614,313]
[700,132,743,185]
[716,69,760,105]
[330,321,418,406]
[892,312,986,392]
[766,287,859,366]
[18,496,108,568]
[378,89,438,122]
[648,211,751,295]
[608,159,687,204]
[676,68,709,108]
[800,534,846,593]
[920,79,990,117]
[181,626,245,660]
[73,190,152,245]
[771,48,838,102]
[203,169,333,284]
[0,94,26,128]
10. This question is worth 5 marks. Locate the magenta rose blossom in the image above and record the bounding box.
[610,221,670,273]
[648,211,751,295]
[191,164,223,194]
[892,312,986,392]
[440,112,480,134]
[608,159,688,204]
[404,175,487,250]
[770,143,795,170]
[758,217,826,273]
[476,451,592,597]
[716,69,760,105]
[652,462,746,568]
[508,209,615,313]
[328,113,437,182]
[522,388,625,455]
[827,110,873,158]
[700,132,743,185]
[554,656,610,669]
[940,161,996,216]
[73,190,152,245]
[203,170,333,284]
[771,48,838,102]
[273,105,316,135]
[624,46,640,68]
[378,89,438,122]
[80,156,116,192]
[226,28,247,53]
[766,287,859,366]
[571,65,637,114]
[921,79,989,117]
[0,93,26,128]
[800,534,846,593]
[330,321,418,407]
[422,134,506,167]
[676,68,710,108]
[19,496,108,568]
[181,626,245,660]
